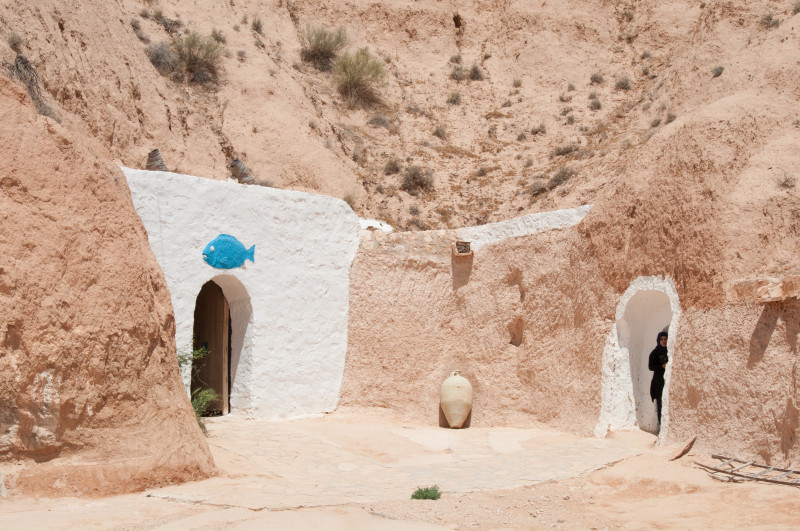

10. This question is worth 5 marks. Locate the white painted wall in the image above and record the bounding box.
[123,168,360,420]
[457,205,592,251]
[594,276,681,444]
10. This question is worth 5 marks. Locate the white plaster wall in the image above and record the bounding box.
[123,168,361,420]
[594,276,681,444]
[457,205,592,252]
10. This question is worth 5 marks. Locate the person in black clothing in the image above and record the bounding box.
[648,331,669,426]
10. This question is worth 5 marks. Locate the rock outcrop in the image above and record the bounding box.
[0,79,215,497]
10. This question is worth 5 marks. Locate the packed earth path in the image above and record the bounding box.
[2,409,800,530]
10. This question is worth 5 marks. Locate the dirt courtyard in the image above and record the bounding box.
[2,408,799,530]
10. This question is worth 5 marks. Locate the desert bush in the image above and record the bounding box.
[513,77,522,88]
[651,117,661,127]
[174,32,223,83]
[140,8,150,18]
[368,115,389,127]
[589,98,602,110]
[502,99,512,107]
[589,91,598,100]
[251,16,263,35]
[299,25,347,70]
[641,50,651,59]
[412,486,441,500]
[7,33,23,53]
[447,91,461,105]
[154,11,183,34]
[566,114,575,125]
[712,65,724,78]
[560,106,573,116]
[548,166,576,189]
[401,165,433,196]
[615,76,631,90]
[409,204,420,216]
[552,144,578,157]
[130,18,142,31]
[778,172,796,188]
[333,47,386,108]
[433,125,447,139]
[517,132,527,141]
[590,72,603,84]
[450,54,462,64]
[3,54,58,120]
[450,65,466,81]
[476,166,487,176]
[531,181,548,196]
[211,29,226,44]
[760,13,780,28]
[559,93,572,102]
[567,82,575,91]
[469,63,484,80]
[145,41,176,75]
[384,158,401,175]
[666,111,677,124]
[531,122,546,135]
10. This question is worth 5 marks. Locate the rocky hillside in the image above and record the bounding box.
[2,0,796,232]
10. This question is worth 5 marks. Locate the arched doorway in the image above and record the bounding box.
[617,290,672,434]
[595,276,681,442]
[192,281,231,415]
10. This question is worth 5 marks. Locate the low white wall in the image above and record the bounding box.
[123,168,360,419]
[458,205,592,251]
[594,276,681,444]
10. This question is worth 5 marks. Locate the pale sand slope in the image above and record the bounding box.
[2,410,798,530]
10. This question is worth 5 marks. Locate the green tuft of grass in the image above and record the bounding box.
[333,48,386,108]
[411,485,441,500]
[173,32,224,84]
[300,25,348,71]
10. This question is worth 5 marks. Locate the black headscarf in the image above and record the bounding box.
[655,331,668,365]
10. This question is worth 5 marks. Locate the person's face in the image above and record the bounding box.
[659,336,667,347]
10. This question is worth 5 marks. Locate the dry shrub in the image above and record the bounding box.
[251,17,263,35]
[433,125,447,139]
[450,54,462,64]
[333,47,386,108]
[154,11,183,35]
[368,115,389,127]
[299,25,347,71]
[589,98,602,111]
[590,72,603,84]
[146,41,177,75]
[450,65,466,81]
[760,13,780,28]
[211,29,226,44]
[7,33,24,53]
[531,122,546,135]
[615,76,631,90]
[401,165,433,196]
[552,144,578,157]
[548,166,576,189]
[469,63,484,80]
[3,54,58,120]
[174,32,223,84]
[384,158,401,175]
[447,91,461,105]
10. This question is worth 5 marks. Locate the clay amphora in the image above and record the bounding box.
[440,371,473,428]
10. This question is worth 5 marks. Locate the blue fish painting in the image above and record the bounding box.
[202,234,255,269]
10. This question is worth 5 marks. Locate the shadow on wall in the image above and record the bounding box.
[749,299,800,368]
[617,290,673,435]
[451,248,474,290]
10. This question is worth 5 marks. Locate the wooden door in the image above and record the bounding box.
[192,281,229,415]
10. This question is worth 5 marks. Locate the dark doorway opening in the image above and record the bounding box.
[192,280,231,415]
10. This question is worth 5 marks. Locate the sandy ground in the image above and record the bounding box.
[2,409,799,529]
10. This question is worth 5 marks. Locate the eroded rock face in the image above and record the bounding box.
[0,79,214,496]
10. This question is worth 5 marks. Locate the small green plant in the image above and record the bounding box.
[251,16,263,35]
[177,344,220,434]
[712,65,724,78]
[333,47,386,108]
[447,91,461,105]
[401,165,433,196]
[299,25,348,70]
[173,32,224,84]
[590,72,603,84]
[411,485,441,500]
[615,76,631,90]
[469,63,484,80]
